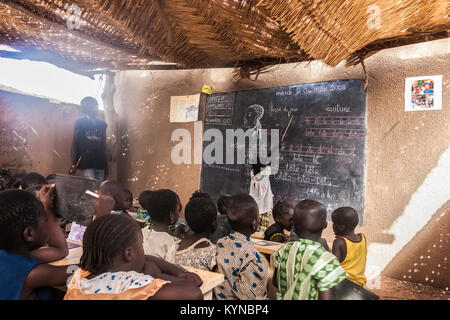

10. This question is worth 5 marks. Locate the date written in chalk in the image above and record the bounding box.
[180,304,269,317]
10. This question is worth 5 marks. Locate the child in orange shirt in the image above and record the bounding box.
[65,214,203,300]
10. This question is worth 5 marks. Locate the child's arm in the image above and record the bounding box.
[272,268,278,287]
[23,264,72,296]
[144,255,203,286]
[332,238,346,263]
[30,185,69,263]
[320,238,330,251]
[149,282,203,300]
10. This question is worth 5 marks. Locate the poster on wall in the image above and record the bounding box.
[169,94,200,122]
[405,75,442,112]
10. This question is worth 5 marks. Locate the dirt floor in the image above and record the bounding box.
[372,276,450,300]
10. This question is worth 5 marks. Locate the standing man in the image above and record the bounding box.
[70,97,107,181]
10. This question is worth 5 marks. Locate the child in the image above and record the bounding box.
[264,201,293,243]
[65,215,203,300]
[0,189,71,299]
[122,189,134,212]
[141,189,181,263]
[331,207,367,287]
[20,172,46,190]
[67,192,115,242]
[176,198,217,271]
[210,195,232,244]
[0,169,14,191]
[70,96,107,181]
[272,200,347,300]
[214,194,269,300]
[28,185,69,263]
[189,190,210,200]
[99,180,127,215]
[45,174,56,185]
[137,190,153,226]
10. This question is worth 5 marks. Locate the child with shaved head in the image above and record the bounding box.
[331,207,367,287]
[272,200,347,300]
[214,194,269,300]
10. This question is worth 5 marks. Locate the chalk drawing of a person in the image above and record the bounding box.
[243,104,264,137]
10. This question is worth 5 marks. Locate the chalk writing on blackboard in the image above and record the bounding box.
[205,93,234,125]
[201,79,367,223]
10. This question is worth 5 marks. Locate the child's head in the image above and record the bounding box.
[0,190,49,252]
[12,172,26,189]
[185,198,217,236]
[272,201,294,231]
[217,195,231,216]
[80,215,144,274]
[122,189,133,211]
[226,194,259,235]
[145,189,181,225]
[99,180,126,211]
[189,190,210,201]
[331,207,359,237]
[293,199,327,236]
[138,190,153,208]
[24,184,44,199]
[46,174,56,185]
[0,169,13,191]
[20,172,46,190]
[80,96,99,118]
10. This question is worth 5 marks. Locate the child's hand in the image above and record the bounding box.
[69,165,76,176]
[94,193,115,218]
[39,184,55,211]
[179,272,203,287]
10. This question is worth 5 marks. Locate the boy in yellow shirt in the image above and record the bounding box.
[331,207,367,286]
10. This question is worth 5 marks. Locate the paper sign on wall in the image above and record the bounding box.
[170,94,200,122]
[405,75,442,111]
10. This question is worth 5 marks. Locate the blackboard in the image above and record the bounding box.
[200,79,367,222]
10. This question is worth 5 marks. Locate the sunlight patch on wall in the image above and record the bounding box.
[366,147,450,279]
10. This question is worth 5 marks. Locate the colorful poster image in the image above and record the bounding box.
[170,94,200,122]
[405,75,442,111]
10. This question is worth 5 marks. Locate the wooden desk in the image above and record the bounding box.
[182,266,224,300]
[51,246,224,300]
[50,242,83,267]
[251,238,283,255]
[252,231,264,240]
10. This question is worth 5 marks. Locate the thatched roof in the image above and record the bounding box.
[0,0,448,76]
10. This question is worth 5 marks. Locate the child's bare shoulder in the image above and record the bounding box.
[333,237,346,246]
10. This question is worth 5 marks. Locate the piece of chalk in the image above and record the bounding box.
[85,190,99,198]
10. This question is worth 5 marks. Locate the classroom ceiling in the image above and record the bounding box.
[0,0,448,77]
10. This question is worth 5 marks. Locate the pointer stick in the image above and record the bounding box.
[281,115,294,142]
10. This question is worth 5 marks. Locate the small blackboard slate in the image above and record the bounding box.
[54,174,100,223]
[200,79,367,222]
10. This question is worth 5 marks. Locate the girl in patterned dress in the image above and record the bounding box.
[65,215,203,300]
[176,198,217,271]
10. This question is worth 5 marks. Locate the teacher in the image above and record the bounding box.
[70,96,107,181]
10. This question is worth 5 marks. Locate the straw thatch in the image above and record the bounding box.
[0,0,448,76]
